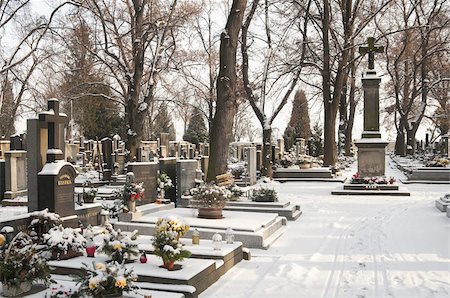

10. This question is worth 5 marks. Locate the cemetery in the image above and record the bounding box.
[0,1,449,298]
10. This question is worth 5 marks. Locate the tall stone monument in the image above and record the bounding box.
[355,37,389,177]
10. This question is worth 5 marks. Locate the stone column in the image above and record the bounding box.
[361,74,382,138]
[246,147,257,185]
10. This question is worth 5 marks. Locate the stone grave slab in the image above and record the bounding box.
[331,183,410,196]
[435,194,450,212]
[128,162,159,203]
[49,255,216,298]
[114,208,287,249]
[273,167,346,182]
[225,200,302,220]
[406,167,450,183]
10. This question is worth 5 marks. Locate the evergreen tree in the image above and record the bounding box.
[283,90,312,151]
[59,22,123,139]
[311,122,323,157]
[151,104,176,141]
[183,109,209,145]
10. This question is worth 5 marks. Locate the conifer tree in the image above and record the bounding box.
[283,90,312,151]
[184,109,209,145]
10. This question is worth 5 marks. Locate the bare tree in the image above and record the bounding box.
[207,0,247,181]
[241,0,312,177]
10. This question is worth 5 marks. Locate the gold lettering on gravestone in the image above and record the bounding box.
[58,174,72,186]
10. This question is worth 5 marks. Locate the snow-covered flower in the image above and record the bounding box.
[115,276,127,289]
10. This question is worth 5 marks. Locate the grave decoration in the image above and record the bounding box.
[152,216,191,271]
[350,172,396,185]
[84,225,97,257]
[157,172,173,202]
[0,232,52,297]
[82,180,97,203]
[118,181,145,212]
[426,157,449,167]
[155,215,190,239]
[228,185,244,201]
[251,187,278,202]
[279,151,296,168]
[296,155,312,169]
[74,261,138,297]
[49,284,78,297]
[28,208,62,240]
[190,183,232,219]
[43,225,86,260]
[100,226,139,263]
[228,162,246,179]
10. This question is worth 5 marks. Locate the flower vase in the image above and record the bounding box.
[128,200,136,212]
[2,281,32,297]
[164,260,175,271]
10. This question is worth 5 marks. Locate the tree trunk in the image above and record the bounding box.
[261,127,273,178]
[323,102,338,166]
[395,116,406,156]
[207,0,247,182]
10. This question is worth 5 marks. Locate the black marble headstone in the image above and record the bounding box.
[127,162,158,204]
[38,161,77,217]
[10,135,24,150]
[159,158,177,202]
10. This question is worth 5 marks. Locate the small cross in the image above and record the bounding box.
[39,98,68,162]
[359,37,384,70]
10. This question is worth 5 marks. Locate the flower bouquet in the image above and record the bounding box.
[152,219,191,271]
[43,225,86,260]
[99,226,139,264]
[156,215,190,239]
[0,232,52,297]
[251,187,278,202]
[28,209,62,240]
[75,261,138,297]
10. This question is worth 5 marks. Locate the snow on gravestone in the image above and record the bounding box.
[38,160,77,217]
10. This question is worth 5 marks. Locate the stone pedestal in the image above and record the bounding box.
[4,150,27,199]
[354,139,389,177]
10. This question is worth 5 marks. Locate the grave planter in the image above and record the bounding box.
[163,260,175,271]
[198,207,223,219]
[95,291,123,298]
[298,163,311,169]
[2,281,32,297]
[51,249,83,260]
[86,245,96,257]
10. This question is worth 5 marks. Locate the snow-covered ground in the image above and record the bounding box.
[201,158,450,298]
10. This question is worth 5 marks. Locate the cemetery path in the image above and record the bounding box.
[201,158,449,298]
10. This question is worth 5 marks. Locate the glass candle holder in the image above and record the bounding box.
[212,232,222,250]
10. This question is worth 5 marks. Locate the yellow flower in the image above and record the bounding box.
[115,277,127,289]
[95,262,106,271]
[113,243,123,251]
[88,277,100,290]
[0,234,5,246]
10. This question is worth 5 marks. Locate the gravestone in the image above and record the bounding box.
[296,138,306,156]
[101,137,113,180]
[277,139,284,156]
[0,140,10,159]
[65,141,78,163]
[246,147,257,185]
[127,162,158,203]
[4,150,27,199]
[113,151,126,175]
[176,160,198,204]
[38,161,77,217]
[28,99,68,212]
[442,134,449,157]
[200,156,209,181]
[0,160,5,200]
[160,145,168,158]
[10,134,25,150]
[159,158,177,202]
[256,150,262,171]
[159,133,170,152]
[354,37,388,177]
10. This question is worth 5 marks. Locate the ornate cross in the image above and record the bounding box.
[39,99,68,162]
[359,37,384,70]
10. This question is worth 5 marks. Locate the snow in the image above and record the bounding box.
[39,160,73,175]
[200,157,450,298]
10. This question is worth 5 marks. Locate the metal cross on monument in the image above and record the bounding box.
[359,37,384,70]
[38,98,68,162]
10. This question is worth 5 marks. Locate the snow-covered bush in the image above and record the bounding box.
[43,225,86,257]
[251,188,278,202]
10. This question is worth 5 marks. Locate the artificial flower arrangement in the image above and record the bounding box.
[155,215,190,238]
[74,261,138,297]
[228,185,244,201]
[123,181,145,202]
[82,187,97,203]
[43,225,86,260]
[99,226,139,263]
[295,154,312,165]
[279,151,296,168]
[350,172,396,184]
[0,232,53,297]
[251,187,278,202]
[426,157,449,167]
[190,183,232,209]
[152,217,191,271]
[228,163,246,178]
[158,172,174,190]
[28,208,62,240]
